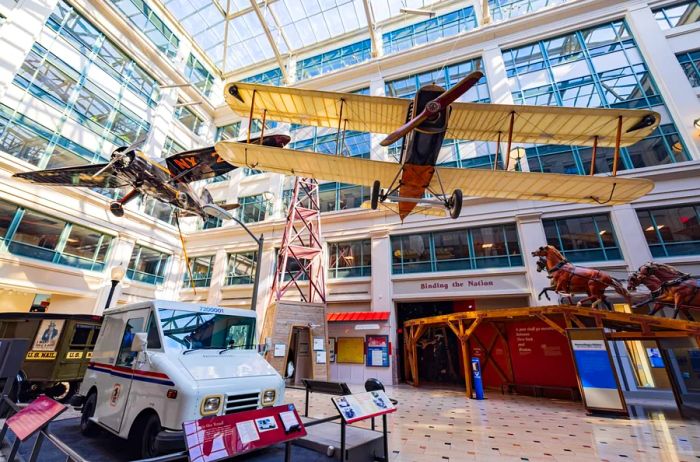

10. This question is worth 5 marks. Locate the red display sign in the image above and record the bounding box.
[182,404,306,462]
[6,396,66,441]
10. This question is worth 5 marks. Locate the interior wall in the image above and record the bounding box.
[0,292,35,311]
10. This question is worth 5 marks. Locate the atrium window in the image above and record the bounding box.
[242,68,284,86]
[328,239,372,278]
[110,0,180,58]
[128,245,170,285]
[225,251,257,285]
[161,137,186,158]
[175,103,206,137]
[183,256,214,288]
[296,40,371,81]
[316,182,368,213]
[0,200,113,271]
[238,195,269,224]
[654,1,700,30]
[677,50,700,87]
[290,128,370,159]
[391,224,522,274]
[503,20,688,174]
[383,7,477,56]
[488,0,571,22]
[543,215,621,262]
[141,197,176,226]
[637,204,700,257]
[216,122,241,141]
[184,54,214,98]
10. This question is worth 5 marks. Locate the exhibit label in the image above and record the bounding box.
[6,396,66,441]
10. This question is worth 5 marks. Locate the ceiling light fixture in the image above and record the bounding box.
[599,230,607,235]
[400,7,436,17]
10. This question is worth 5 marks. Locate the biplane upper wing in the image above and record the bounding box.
[215,142,654,205]
[446,103,660,147]
[225,82,659,148]
[165,146,236,183]
[12,164,125,188]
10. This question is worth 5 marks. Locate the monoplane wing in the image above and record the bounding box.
[446,103,660,147]
[215,142,654,205]
[13,164,125,188]
[165,146,235,183]
[225,82,659,147]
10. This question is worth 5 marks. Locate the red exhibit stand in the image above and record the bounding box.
[182,403,306,462]
[0,395,66,462]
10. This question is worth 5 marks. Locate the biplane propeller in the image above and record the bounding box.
[217,73,659,221]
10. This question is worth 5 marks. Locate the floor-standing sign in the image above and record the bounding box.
[567,328,628,416]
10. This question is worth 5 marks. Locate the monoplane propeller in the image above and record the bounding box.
[380,70,484,147]
[92,132,149,178]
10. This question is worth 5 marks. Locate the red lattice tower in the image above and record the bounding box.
[269,177,326,304]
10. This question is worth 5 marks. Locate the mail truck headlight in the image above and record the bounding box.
[262,389,276,406]
[200,396,222,415]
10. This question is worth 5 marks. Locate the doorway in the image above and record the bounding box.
[285,326,313,386]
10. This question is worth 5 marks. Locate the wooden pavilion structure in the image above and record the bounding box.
[403,305,700,398]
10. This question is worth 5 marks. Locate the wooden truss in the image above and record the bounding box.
[403,305,700,398]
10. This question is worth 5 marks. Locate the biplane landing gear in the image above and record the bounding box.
[110,202,124,217]
[371,180,382,210]
[447,189,463,219]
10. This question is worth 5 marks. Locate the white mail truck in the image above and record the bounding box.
[72,300,284,458]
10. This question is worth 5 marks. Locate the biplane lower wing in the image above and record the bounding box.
[12,164,125,188]
[165,146,235,183]
[215,142,654,205]
[361,201,447,217]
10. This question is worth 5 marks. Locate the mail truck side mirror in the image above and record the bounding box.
[131,332,148,352]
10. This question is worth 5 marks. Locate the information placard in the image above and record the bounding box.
[331,390,396,424]
[366,335,389,367]
[6,396,66,441]
[182,404,306,462]
[567,328,627,415]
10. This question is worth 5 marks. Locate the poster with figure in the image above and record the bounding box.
[32,319,64,351]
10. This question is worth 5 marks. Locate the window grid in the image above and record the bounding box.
[296,40,371,81]
[677,49,700,87]
[183,255,214,288]
[184,53,214,98]
[127,244,170,285]
[328,239,372,278]
[238,195,270,224]
[636,204,700,258]
[488,0,571,22]
[174,103,205,137]
[242,68,283,86]
[543,214,622,262]
[653,0,700,30]
[109,0,180,58]
[225,251,257,285]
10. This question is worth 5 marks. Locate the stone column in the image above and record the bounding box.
[206,248,229,306]
[370,229,396,383]
[515,212,551,306]
[0,0,59,100]
[254,239,278,340]
[609,204,653,271]
[625,3,700,159]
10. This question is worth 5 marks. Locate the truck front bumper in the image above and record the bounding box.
[155,429,185,454]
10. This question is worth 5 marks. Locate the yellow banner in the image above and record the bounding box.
[66,351,83,359]
[26,351,57,360]
[86,352,93,359]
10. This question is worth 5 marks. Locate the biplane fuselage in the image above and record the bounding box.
[397,85,449,220]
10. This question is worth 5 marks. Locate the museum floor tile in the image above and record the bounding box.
[286,385,700,462]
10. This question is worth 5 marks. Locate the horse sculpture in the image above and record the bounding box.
[532,245,630,310]
[627,262,699,320]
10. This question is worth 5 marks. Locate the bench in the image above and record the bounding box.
[501,382,580,401]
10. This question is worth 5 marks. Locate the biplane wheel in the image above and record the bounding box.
[449,189,463,219]
[370,180,381,210]
[109,202,125,217]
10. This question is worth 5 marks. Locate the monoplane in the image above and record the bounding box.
[216,72,659,220]
[13,134,290,220]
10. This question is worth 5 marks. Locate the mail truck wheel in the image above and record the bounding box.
[371,180,381,210]
[80,392,99,437]
[449,189,463,219]
[130,412,162,459]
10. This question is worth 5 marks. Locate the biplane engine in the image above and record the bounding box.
[110,147,136,169]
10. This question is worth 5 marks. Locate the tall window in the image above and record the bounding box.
[0,200,112,271]
[161,137,185,158]
[128,245,170,285]
[391,224,522,274]
[238,195,269,223]
[216,122,241,141]
[383,7,477,55]
[653,1,700,30]
[677,50,700,87]
[637,204,700,257]
[543,215,621,262]
[242,68,283,86]
[328,239,371,278]
[174,103,205,137]
[296,40,371,81]
[109,0,180,58]
[141,197,175,226]
[184,54,214,98]
[183,256,214,288]
[503,20,688,174]
[488,0,571,22]
[225,251,257,285]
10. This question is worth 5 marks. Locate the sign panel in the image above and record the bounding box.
[32,319,64,352]
[366,335,390,367]
[182,404,306,462]
[25,351,57,360]
[331,391,396,424]
[6,396,66,441]
[336,337,364,364]
[567,328,627,415]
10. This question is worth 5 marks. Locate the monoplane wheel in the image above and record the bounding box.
[110,202,124,217]
[370,180,381,210]
[449,189,463,219]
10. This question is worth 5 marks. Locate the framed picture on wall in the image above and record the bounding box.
[366,335,390,367]
[329,337,336,363]
[336,337,364,364]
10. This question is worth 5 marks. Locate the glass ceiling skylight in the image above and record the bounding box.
[161,0,446,76]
